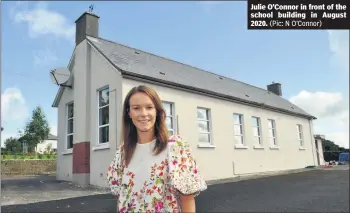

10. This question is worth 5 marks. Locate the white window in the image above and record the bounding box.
[268,119,277,146]
[297,124,303,147]
[98,87,109,144]
[233,113,244,145]
[252,116,262,145]
[197,107,211,144]
[163,101,175,136]
[66,102,74,149]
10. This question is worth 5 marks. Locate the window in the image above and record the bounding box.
[233,114,244,145]
[98,87,109,144]
[268,119,276,146]
[252,116,262,145]
[297,124,303,146]
[163,101,175,136]
[197,107,211,144]
[66,102,74,149]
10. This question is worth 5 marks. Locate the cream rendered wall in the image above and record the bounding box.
[122,79,317,181]
[315,138,325,165]
[88,41,123,187]
[56,40,88,181]
[56,87,73,181]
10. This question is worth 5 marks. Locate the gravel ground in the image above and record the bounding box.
[1,166,349,212]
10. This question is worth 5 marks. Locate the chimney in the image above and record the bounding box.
[267,82,282,96]
[75,12,100,45]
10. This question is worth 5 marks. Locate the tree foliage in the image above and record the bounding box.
[19,106,50,152]
[4,137,21,153]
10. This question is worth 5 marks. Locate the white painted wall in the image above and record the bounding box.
[315,138,325,165]
[56,40,88,182]
[122,79,317,181]
[88,42,123,187]
[57,87,73,181]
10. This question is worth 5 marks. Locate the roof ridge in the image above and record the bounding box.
[86,35,274,95]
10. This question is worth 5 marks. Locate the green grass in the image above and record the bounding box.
[1,154,57,160]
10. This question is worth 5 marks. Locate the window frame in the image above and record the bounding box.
[233,113,245,146]
[97,86,110,145]
[297,124,304,147]
[251,116,262,146]
[197,107,212,145]
[162,101,176,136]
[268,119,277,147]
[66,102,74,150]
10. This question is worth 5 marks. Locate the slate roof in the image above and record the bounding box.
[86,36,315,119]
[47,134,57,140]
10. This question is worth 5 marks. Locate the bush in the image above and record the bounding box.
[38,154,43,159]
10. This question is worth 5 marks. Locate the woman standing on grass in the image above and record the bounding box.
[106,85,207,213]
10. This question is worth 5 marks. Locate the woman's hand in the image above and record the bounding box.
[179,194,196,213]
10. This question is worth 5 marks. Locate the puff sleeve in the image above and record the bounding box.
[106,145,124,196]
[167,135,207,197]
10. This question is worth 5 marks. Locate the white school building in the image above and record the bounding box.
[52,11,323,187]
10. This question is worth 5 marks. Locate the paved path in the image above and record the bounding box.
[2,167,349,212]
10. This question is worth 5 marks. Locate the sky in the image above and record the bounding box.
[1,1,349,148]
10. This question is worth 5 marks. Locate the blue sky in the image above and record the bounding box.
[1,1,349,148]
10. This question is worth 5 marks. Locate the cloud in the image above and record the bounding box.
[1,88,29,123]
[11,2,75,40]
[327,30,349,74]
[33,48,58,67]
[289,91,349,148]
[1,88,29,147]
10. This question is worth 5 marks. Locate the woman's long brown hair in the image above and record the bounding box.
[121,85,169,166]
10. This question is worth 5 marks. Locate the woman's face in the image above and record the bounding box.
[128,92,157,132]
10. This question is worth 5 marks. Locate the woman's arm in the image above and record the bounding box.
[180,194,196,212]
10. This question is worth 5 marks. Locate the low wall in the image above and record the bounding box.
[1,159,56,176]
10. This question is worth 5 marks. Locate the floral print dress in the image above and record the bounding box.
[106,135,207,213]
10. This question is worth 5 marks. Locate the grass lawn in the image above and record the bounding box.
[1,154,57,160]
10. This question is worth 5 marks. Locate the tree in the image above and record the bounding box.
[4,137,22,153]
[20,106,50,152]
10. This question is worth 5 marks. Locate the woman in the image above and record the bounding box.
[106,85,207,213]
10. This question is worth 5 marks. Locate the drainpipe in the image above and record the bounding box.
[309,118,316,166]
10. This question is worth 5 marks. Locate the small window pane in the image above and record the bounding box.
[269,137,276,146]
[199,133,210,143]
[253,136,261,144]
[268,120,274,128]
[253,127,260,137]
[68,104,74,118]
[163,103,172,116]
[252,117,259,126]
[67,135,73,149]
[166,117,173,129]
[197,108,208,120]
[99,126,109,143]
[234,125,242,135]
[67,119,73,134]
[268,129,275,138]
[233,114,242,125]
[99,88,109,107]
[197,121,210,132]
[234,136,243,144]
[168,130,174,136]
[99,106,109,125]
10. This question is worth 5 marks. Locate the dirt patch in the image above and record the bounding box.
[1,159,56,176]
